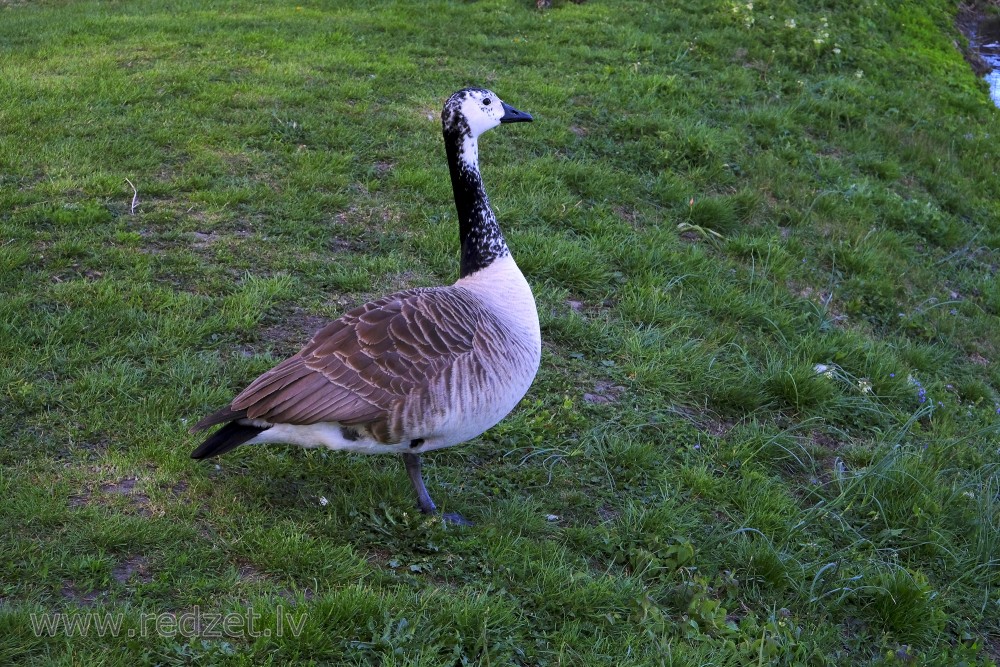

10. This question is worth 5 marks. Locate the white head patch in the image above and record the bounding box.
[442,88,506,139]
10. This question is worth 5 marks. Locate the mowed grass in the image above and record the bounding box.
[2,0,1000,664]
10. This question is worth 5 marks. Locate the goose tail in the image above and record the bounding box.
[191,421,267,459]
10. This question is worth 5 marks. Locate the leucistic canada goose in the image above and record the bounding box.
[190,88,540,525]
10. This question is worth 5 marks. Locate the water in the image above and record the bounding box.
[971,16,1000,107]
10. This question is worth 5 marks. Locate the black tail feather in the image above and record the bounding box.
[191,421,268,460]
[190,405,249,433]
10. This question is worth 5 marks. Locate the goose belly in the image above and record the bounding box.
[248,421,404,454]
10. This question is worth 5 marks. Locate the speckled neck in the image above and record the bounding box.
[443,126,510,278]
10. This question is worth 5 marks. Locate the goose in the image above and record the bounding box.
[190,88,540,524]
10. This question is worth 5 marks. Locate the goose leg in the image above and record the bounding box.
[401,453,472,526]
[402,453,437,514]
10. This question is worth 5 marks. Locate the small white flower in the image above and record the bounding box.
[858,379,873,394]
[319,496,329,506]
[785,18,796,28]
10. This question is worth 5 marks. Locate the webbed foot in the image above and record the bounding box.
[441,512,474,527]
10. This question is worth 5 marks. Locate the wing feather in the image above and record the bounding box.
[226,287,481,441]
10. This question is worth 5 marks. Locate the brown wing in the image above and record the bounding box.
[209,287,482,440]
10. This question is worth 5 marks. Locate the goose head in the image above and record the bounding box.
[442,88,532,140]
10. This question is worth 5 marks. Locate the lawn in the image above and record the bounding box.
[1,0,999,664]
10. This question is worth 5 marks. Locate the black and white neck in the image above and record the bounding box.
[440,88,532,278]
[444,127,509,277]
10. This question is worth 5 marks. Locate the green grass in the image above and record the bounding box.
[2,0,1000,664]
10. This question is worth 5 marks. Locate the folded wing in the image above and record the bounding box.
[193,288,484,443]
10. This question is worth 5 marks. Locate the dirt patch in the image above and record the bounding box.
[807,431,845,488]
[660,404,733,438]
[328,236,362,253]
[970,352,991,366]
[113,555,152,585]
[613,205,639,226]
[167,480,189,497]
[61,580,107,607]
[237,563,267,583]
[985,633,1000,663]
[365,547,393,567]
[811,431,842,451]
[102,478,153,517]
[334,204,400,229]
[71,477,154,516]
[596,504,619,523]
[702,418,734,438]
[101,478,138,494]
[790,282,848,326]
[277,587,315,603]
[190,231,219,249]
[69,435,109,461]
[583,381,626,405]
[712,510,731,526]
[50,266,105,284]
[259,309,330,354]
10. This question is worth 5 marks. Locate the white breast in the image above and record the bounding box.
[456,254,541,348]
[428,254,540,448]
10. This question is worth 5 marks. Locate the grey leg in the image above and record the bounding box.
[401,453,472,526]
[402,453,437,514]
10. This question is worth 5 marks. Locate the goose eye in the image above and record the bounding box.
[483,98,492,106]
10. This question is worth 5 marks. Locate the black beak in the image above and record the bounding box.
[499,101,533,123]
